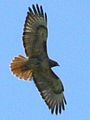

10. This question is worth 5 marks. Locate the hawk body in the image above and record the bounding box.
[11,4,67,115]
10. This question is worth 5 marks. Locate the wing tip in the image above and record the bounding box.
[28,4,47,22]
[42,90,67,115]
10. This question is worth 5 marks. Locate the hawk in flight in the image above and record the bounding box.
[11,4,67,115]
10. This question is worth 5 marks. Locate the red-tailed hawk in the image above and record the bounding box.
[10,4,67,115]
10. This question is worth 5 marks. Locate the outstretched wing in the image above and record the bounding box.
[23,4,48,58]
[33,68,67,114]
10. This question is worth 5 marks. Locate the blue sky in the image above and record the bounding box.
[0,0,90,120]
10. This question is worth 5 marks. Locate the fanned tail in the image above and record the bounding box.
[10,55,33,80]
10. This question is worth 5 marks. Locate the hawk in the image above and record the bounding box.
[10,4,67,115]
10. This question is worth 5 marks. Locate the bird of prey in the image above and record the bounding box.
[10,4,67,115]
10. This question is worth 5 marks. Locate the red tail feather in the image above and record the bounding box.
[10,55,33,80]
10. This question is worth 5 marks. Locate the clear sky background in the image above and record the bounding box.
[0,0,90,120]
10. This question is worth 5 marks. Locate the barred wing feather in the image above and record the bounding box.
[23,4,48,58]
[33,69,67,114]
